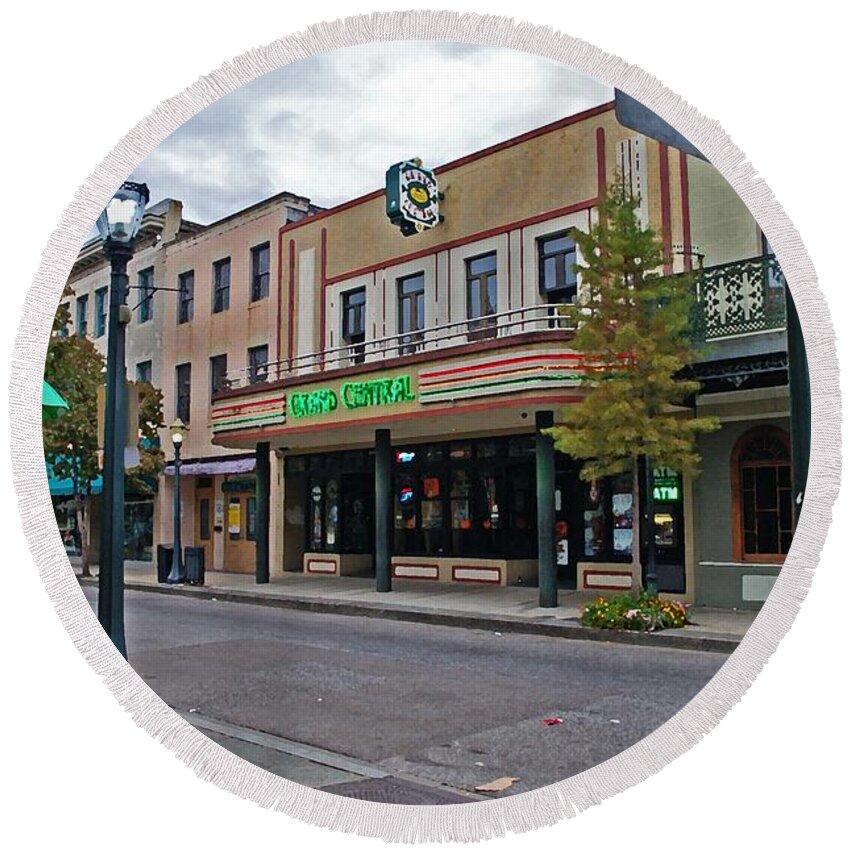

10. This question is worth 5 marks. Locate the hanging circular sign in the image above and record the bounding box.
[385,159,442,236]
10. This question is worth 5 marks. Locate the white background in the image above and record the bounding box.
[1,2,846,847]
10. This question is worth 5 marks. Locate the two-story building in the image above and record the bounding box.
[206,99,794,604]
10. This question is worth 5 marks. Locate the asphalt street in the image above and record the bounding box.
[83,587,726,802]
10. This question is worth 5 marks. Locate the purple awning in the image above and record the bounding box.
[164,457,256,476]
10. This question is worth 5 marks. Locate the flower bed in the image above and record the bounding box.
[580,592,689,631]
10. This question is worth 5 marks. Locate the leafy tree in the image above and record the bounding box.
[547,181,718,593]
[43,284,105,576]
[126,380,165,495]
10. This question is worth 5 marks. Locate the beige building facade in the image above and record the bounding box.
[58,99,790,606]
[208,100,779,601]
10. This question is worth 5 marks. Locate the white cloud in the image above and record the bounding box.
[132,42,612,223]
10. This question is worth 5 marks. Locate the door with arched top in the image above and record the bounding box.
[731,426,793,563]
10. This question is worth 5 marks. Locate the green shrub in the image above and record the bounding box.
[580,592,689,631]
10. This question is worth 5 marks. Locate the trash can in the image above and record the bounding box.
[156,544,174,584]
[185,546,205,586]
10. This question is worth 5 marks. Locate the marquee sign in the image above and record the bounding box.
[386,159,443,237]
[289,375,416,419]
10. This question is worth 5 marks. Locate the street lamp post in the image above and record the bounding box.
[167,418,189,583]
[95,181,149,659]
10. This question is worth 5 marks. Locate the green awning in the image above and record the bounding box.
[42,380,69,420]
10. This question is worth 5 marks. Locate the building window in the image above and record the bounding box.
[466,252,498,340]
[58,303,70,338]
[342,287,366,364]
[537,232,577,303]
[732,426,793,562]
[137,267,155,323]
[94,287,107,338]
[76,295,89,337]
[136,360,152,384]
[248,344,269,384]
[398,273,425,355]
[175,362,191,423]
[210,354,228,397]
[250,242,270,302]
[178,271,194,324]
[212,258,231,313]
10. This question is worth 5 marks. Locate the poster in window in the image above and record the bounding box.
[228,499,241,536]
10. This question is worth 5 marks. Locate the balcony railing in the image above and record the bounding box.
[219,303,574,389]
[215,257,787,392]
[694,255,786,341]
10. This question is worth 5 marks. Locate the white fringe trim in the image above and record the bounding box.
[8,9,840,843]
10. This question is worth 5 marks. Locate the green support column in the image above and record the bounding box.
[255,442,270,584]
[785,288,811,521]
[536,411,557,608]
[375,428,392,592]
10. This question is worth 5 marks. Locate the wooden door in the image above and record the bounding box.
[194,489,214,572]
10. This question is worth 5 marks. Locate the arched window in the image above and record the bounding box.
[731,426,793,563]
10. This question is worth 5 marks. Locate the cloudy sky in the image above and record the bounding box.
[131,42,612,224]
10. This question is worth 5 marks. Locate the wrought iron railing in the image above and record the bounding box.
[215,257,787,392]
[218,303,573,389]
[694,255,786,341]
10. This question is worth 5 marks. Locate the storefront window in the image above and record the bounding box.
[309,484,323,550]
[325,479,339,548]
[228,497,242,540]
[583,481,606,557]
[611,473,634,556]
[508,436,535,457]
[395,475,417,530]
[449,443,472,460]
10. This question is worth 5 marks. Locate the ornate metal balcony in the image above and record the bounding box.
[694,255,786,341]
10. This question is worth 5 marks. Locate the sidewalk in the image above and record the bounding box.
[76,562,756,653]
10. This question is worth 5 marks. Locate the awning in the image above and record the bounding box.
[46,462,102,497]
[42,380,69,420]
[164,457,256,476]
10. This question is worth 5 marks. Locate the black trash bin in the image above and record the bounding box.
[185,546,205,586]
[156,544,174,584]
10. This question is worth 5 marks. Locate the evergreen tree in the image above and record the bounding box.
[547,181,718,593]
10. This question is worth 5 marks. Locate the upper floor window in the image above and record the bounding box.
[248,344,269,384]
[175,362,191,423]
[58,303,70,338]
[342,287,366,364]
[76,294,89,338]
[538,232,577,304]
[178,271,194,324]
[212,258,231,313]
[466,253,498,340]
[136,360,152,384]
[250,242,270,302]
[732,426,793,563]
[94,287,107,338]
[210,354,228,397]
[398,273,425,355]
[137,267,155,323]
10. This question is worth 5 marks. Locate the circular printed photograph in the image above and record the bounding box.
[43,41,809,806]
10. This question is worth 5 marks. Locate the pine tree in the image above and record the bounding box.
[547,181,718,594]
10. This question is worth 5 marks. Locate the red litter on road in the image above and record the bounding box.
[543,717,564,726]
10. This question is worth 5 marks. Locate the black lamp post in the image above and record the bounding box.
[167,418,189,584]
[95,181,149,659]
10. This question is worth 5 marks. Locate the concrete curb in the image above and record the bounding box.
[77,576,739,654]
